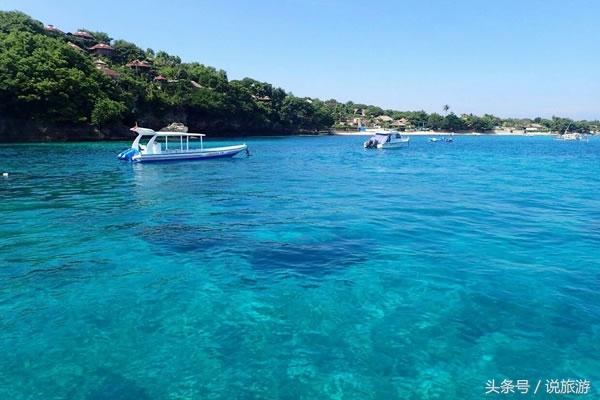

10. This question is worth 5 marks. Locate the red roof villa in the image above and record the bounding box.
[93,60,120,79]
[89,43,114,57]
[99,67,120,80]
[45,24,64,34]
[67,42,84,52]
[125,59,152,69]
[153,75,167,82]
[72,30,95,41]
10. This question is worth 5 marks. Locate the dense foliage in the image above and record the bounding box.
[0,11,597,140]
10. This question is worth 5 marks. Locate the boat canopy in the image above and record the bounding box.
[130,127,206,151]
[130,127,205,137]
[369,134,391,144]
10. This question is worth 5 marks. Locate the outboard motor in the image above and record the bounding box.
[117,148,140,161]
[363,139,376,149]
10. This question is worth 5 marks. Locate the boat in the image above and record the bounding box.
[555,123,588,141]
[364,130,410,149]
[429,136,454,143]
[117,126,248,162]
[557,132,587,141]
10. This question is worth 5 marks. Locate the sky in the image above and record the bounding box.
[1,0,599,119]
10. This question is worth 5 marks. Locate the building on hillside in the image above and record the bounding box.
[45,24,64,34]
[392,118,410,130]
[525,123,548,132]
[153,75,168,85]
[376,115,394,123]
[125,59,152,72]
[252,95,271,102]
[67,42,84,52]
[72,30,95,41]
[99,67,120,80]
[93,60,120,79]
[89,43,114,57]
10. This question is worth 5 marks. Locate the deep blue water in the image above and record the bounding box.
[1,135,599,399]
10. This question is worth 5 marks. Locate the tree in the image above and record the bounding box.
[91,98,126,126]
[0,31,106,123]
[442,113,465,131]
[427,113,444,130]
[0,11,44,34]
[112,40,145,64]
[87,30,112,44]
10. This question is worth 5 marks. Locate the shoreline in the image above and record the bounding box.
[3,129,592,144]
[332,130,555,137]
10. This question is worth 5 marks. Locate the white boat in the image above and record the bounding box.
[429,136,453,143]
[118,126,248,162]
[557,132,587,141]
[555,123,588,141]
[364,131,410,149]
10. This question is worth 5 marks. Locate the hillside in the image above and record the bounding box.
[0,11,597,141]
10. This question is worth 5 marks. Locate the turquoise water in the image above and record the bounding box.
[1,136,599,399]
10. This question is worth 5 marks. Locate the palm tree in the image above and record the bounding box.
[443,104,450,115]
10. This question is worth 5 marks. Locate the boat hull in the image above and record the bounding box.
[377,140,409,149]
[133,144,247,163]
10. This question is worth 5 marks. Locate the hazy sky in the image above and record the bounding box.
[2,0,599,119]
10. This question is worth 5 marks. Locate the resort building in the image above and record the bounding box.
[89,43,114,57]
[392,118,410,130]
[125,59,152,73]
[93,59,120,79]
[72,30,95,41]
[45,24,63,34]
[376,115,394,123]
[252,95,271,102]
[153,75,167,85]
[525,123,549,133]
[67,42,84,52]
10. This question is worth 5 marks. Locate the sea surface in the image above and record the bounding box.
[1,135,599,399]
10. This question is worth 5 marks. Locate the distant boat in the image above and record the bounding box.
[364,130,409,149]
[555,123,588,141]
[429,136,453,143]
[117,126,247,162]
[557,132,587,141]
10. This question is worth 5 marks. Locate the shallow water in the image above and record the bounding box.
[1,136,599,399]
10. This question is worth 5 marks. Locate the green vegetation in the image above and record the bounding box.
[0,10,597,141]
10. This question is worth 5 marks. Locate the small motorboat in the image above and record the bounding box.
[429,136,453,143]
[364,131,409,149]
[118,126,247,162]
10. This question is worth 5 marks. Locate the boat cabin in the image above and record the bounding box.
[130,127,205,155]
